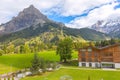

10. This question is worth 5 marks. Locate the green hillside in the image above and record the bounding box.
[63,27,110,41]
[79,28,111,41]
[0,22,110,43]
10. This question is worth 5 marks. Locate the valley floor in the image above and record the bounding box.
[0,51,120,80]
[21,68,120,80]
[0,50,77,74]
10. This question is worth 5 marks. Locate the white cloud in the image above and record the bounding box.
[66,1,120,28]
[0,0,119,28]
[58,0,116,16]
[0,0,61,24]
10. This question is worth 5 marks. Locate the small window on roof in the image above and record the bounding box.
[81,49,86,52]
[88,48,92,52]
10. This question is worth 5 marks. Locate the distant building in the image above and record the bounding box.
[78,44,120,68]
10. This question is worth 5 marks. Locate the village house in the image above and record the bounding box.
[78,44,120,68]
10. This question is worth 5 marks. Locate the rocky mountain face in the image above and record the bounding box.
[0,5,48,34]
[0,21,110,42]
[0,5,110,42]
[91,16,120,38]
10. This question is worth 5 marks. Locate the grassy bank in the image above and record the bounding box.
[0,50,78,74]
[21,68,120,80]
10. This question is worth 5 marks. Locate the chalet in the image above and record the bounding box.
[78,44,120,68]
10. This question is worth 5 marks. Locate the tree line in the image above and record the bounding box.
[0,38,90,56]
[95,38,120,47]
[0,37,119,56]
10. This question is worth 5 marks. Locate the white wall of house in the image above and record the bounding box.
[86,62,89,67]
[79,62,88,67]
[115,63,120,68]
[79,62,100,68]
[91,63,95,68]
[78,62,82,67]
[79,62,120,68]
[97,63,101,68]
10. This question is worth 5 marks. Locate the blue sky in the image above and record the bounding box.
[0,0,120,28]
[47,1,119,24]
[48,13,88,23]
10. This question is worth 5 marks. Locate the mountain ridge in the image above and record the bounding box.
[0,5,110,42]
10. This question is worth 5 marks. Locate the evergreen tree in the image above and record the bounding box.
[109,38,116,45]
[39,58,46,73]
[3,43,7,54]
[7,43,15,54]
[24,43,31,53]
[20,45,25,54]
[0,49,4,56]
[30,53,40,75]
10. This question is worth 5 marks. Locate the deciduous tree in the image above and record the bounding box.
[56,38,73,63]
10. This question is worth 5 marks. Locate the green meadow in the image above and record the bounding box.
[22,68,120,80]
[1,50,120,80]
[0,50,77,74]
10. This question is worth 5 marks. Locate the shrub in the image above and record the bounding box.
[39,58,46,73]
[0,50,4,56]
[52,62,58,69]
[8,77,10,80]
[0,53,2,56]
[30,53,40,75]
[12,77,14,80]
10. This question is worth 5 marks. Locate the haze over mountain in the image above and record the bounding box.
[0,5,110,42]
[91,15,120,38]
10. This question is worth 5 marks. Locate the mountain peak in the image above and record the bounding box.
[20,5,42,16]
[29,5,35,8]
[17,5,48,21]
[0,5,48,34]
[91,16,120,38]
[25,5,38,11]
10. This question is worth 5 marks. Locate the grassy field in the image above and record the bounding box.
[21,68,120,80]
[1,50,120,80]
[0,50,78,74]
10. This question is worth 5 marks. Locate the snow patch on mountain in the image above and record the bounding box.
[91,15,120,34]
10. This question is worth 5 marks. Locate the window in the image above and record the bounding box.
[88,52,92,57]
[102,53,107,56]
[88,48,92,52]
[82,63,86,67]
[81,52,85,57]
[81,58,86,62]
[102,64,114,68]
[81,49,86,52]
[101,58,113,62]
[94,53,98,57]
[88,58,92,62]
[103,53,113,57]
[94,58,98,62]
[118,46,120,51]
[108,53,113,56]
[89,63,92,67]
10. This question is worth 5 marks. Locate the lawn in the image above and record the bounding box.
[21,68,120,80]
[1,50,120,80]
[0,50,78,74]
